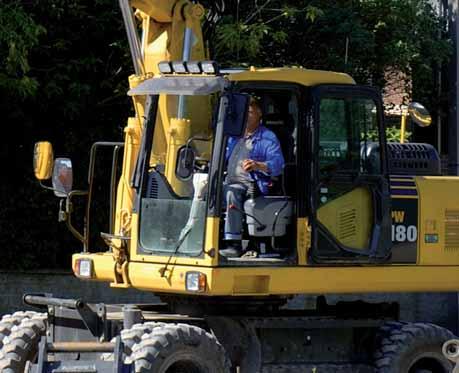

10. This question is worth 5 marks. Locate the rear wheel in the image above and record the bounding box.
[131,323,231,373]
[374,322,454,373]
[0,313,47,372]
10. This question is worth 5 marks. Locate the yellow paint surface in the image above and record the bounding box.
[73,253,459,295]
[416,176,459,265]
[229,68,355,86]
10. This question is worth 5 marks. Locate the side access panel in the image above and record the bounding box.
[416,176,459,265]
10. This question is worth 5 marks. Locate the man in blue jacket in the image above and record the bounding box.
[220,96,285,258]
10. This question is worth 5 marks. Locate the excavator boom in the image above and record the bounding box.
[111,1,211,277]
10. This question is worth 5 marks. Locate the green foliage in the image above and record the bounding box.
[0,0,131,270]
[367,126,412,142]
[0,2,45,97]
[208,0,451,97]
[386,126,412,142]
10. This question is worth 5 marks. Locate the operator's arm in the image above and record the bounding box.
[242,137,285,176]
[263,137,285,176]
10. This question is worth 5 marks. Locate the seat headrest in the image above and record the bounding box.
[263,113,294,132]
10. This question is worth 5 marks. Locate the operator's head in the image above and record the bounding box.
[246,96,262,134]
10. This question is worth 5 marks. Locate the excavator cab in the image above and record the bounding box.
[119,65,393,271]
[213,80,392,265]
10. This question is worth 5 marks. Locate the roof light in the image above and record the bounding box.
[185,61,202,74]
[171,61,187,74]
[201,60,219,74]
[158,61,173,74]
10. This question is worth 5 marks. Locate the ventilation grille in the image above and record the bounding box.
[386,142,441,175]
[338,208,357,244]
[147,173,159,199]
[445,210,459,251]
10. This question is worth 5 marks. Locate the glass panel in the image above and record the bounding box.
[319,97,380,180]
[356,99,380,175]
[140,198,206,254]
[137,92,213,257]
[319,99,349,176]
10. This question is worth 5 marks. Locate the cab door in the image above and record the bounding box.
[309,85,392,263]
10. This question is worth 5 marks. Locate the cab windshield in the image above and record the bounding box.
[137,92,214,256]
[140,196,206,255]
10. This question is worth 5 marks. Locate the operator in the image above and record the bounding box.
[220,96,285,258]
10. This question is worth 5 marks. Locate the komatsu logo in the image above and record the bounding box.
[391,210,417,243]
[392,210,405,223]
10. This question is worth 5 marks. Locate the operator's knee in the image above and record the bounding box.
[224,184,245,206]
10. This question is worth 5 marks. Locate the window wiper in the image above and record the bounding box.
[159,225,193,278]
[159,174,208,277]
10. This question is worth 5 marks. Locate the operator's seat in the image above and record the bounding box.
[262,113,296,196]
[263,113,295,163]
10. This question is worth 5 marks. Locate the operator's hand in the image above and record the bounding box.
[242,159,268,173]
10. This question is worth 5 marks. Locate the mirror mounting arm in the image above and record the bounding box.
[58,190,89,250]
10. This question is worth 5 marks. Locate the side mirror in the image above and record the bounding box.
[175,146,196,180]
[408,102,432,127]
[33,141,54,180]
[52,158,73,197]
[223,93,250,137]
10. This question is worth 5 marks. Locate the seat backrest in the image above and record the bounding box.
[262,113,296,196]
[263,113,295,163]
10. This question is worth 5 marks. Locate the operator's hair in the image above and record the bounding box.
[249,95,261,108]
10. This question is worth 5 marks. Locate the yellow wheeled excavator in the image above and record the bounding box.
[3,0,459,372]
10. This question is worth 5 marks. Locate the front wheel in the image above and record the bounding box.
[131,323,231,373]
[0,313,47,372]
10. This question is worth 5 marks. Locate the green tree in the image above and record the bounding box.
[0,2,45,97]
[205,0,450,96]
[0,0,132,269]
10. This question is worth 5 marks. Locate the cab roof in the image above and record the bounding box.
[228,67,355,86]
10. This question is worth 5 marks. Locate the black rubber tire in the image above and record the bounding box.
[374,322,455,373]
[373,321,408,361]
[101,322,166,362]
[0,311,40,350]
[0,313,47,372]
[131,323,231,373]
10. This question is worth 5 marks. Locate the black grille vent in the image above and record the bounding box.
[147,173,159,198]
[387,142,441,175]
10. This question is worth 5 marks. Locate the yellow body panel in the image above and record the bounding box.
[317,187,373,250]
[416,176,459,265]
[228,68,355,86]
[73,253,459,295]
